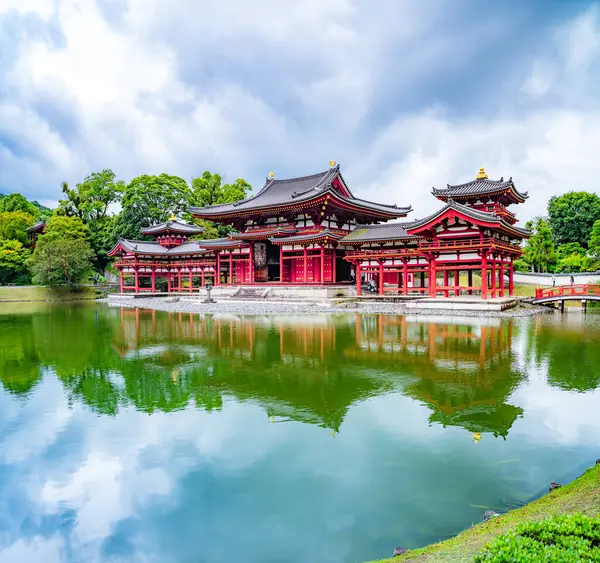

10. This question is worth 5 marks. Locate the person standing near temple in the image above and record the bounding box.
[552,274,556,287]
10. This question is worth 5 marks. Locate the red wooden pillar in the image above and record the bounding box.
[481,255,488,300]
[356,262,361,296]
[429,259,437,297]
[119,268,124,293]
[443,270,449,297]
[201,268,205,288]
[216,253,221,285]
[499,259,505,297]
[167,269,171,293]
[509,258,514,296]
[378,260,384,295]
[303,246,308,283]
[420,271,425,290]
[151,268,156,292]
[454,269,460,296]
[490,259,496,298]
[403,260,408,295]
[332,249,337,283]
[279,246,284,283]
[249,245,254,283]
[178,268,182,293]
[189,269,193,293]
[321,246,325,284]
[229,252,234,284]
[134,266,139,294]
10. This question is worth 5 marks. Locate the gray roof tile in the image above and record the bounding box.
[432,177,528,201]
[141,220,204,235]
[340,222,422,244]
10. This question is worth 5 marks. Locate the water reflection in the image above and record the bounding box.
[2,306,600,563]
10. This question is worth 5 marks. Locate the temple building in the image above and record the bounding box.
[109,164,529,299]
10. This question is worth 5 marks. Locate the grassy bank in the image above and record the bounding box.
[369,462,600,563]
[0,285,100,303]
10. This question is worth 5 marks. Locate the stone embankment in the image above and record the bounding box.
[105,295,551,318]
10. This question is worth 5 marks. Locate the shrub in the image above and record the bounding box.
[473,513,600,562]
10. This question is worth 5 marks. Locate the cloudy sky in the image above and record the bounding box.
[1,0,600,219]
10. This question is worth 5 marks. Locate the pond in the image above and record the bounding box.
[1,304,599,563]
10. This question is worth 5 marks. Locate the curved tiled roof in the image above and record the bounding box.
[340,222,423,245]
[141,220,204,236]
[407,201,530,238]
[432,176,528,202]
[190,165,411,219]
[269,229,345,245]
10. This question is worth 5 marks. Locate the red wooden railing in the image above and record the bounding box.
[535,284,600,299]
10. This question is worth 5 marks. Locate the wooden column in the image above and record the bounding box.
[403,260,408,296]
[356,262,361,296]
[499,259,505,297]
[481,254,488,300]
[332,249,337,283]
[134,266,139,294]
[490,259,496,298]
[378,260,384,295]
[189,270,193,293]
[216,253,221,285]
[443,270,449,297]
[429,259,437,297]
[178,268,182,292]
[249,244,254,283]
[420,271,425,290]
[151,268,156,292]
[303,246,308,283]
[509,258,514,296]
[119,269,124,293]
[167,269,171,293]
[229,251,233,284]
[201,268,205,288]
[454,269,460,296]
[320,246,325,283]
[280,245,284,283]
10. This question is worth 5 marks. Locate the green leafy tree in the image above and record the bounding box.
[29,238,95,286]
[523,218,556,273]
[548,191,600,247]
[0,193,39,217]
[58,170,124,222]
[0,239,31,284]
[589,219,600,259]
[114,174,192,240]
[556,252,597,273]
[190,172,251,238]
[556,242,586,260]
[41,215,90,242]
[0,211,35,244]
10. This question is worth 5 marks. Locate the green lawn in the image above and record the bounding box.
[368,463,600,563]
[0,285,99,302]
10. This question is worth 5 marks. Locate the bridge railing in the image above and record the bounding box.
[535,284,600,299]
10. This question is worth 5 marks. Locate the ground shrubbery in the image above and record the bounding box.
[474,513,600,562]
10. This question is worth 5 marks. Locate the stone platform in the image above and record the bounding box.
[404,296,522,312]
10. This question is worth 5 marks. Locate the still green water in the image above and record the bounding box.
[1,304,599,563]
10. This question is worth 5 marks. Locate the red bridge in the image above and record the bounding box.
[532,284,600,312]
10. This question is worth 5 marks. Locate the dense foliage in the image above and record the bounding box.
[548,192,600,248]
[474,513,600,562]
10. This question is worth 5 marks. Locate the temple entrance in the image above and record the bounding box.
[266,241,280,282]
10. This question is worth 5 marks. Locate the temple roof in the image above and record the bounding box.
[27,221,46,233]
[269,229,345,245]
[432,169,528,204]
[109,238,218,257]
[229,227,297,240]
[141,220,204,236]
[190,165,411,221]
[340,222,423,245]
[407,201,530,238]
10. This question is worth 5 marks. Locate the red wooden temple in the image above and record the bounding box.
[109,165,529,299]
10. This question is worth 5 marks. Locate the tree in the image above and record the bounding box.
[0,239,31,284]
[523,218,556,273]
[548,191,600,247]
[0,211,35,244]
[589,220,600,259]
[0,193,39,218]
[29,238,95,286]
[57,169,124,222]
[41,215,90,242]
[190,172,252,238]
[114,174,192,240]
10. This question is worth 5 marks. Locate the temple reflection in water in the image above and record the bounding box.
[108,307,524,437]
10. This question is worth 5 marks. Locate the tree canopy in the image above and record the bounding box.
[114,174,192,240]
[548,191,600,248]
[0,193,39,217]
[0,239,31,285]
[29,238,95,287]
[191,172,251,207]
[523,218,556,273]
[0,211,35,244]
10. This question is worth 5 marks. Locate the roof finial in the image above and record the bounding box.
[329,160,337,168]
[268,171,275,179]
[476,167,488,180]
[169,212,176,220]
